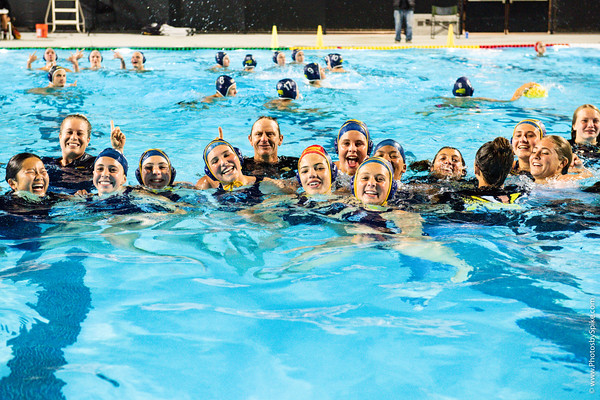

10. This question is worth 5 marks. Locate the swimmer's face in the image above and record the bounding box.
[44,48,57,62]
[249,118,282,159]
[222,55,230,68]
[131,52,144,67]
[227,84,237,97]
[52,69,67,87]
[299,153,332,195]
[8,157,49,197]
[529,138,568,181]
[59,117,91,162]
[207,144,242,183]
[295,51,305,63]
[374,145,406,181]
[512,123,541,160]
[337,130,368,175]
[573,107,600,145]
[355,162,390,206]
[431,148,466,180]
[276,52,286,66]
[93,157,127,195]
[141,155,171,189]
[89,50,102,66]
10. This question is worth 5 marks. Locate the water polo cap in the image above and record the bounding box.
[272,51,281,64]
[95,148,129,176]
[453,76,474,97]
[47,65,66,82]
[512,119,546,141]
[325,53,343,69]
[276,78,298,100]
[373,139,406,162]
[135,149,176,186]
[335,119,373,155]
[291,49,302,61]
[243,54,256,68]
[304,63,322,81]
[352,157,397,206]
[216,75,236,97]
[203,139,244,181]
[296,144,338,187]
[215,51,226,66]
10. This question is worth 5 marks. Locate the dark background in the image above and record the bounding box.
[8,0,600,33]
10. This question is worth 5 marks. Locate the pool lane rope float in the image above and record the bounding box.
[2,44,570,51]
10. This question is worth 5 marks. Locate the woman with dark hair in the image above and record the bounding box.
[474,137,514,188]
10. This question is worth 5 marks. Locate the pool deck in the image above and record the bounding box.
[1,31,600,49]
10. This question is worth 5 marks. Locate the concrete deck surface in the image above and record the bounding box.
[1,31,600,49]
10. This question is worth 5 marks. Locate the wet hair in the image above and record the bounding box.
[60,114,92,138]
[250,116,281,137]
[545,135,573,175]
[433,147,466,167]
[571,104,600,141]
[5,153,42,183]
[474,137,513,187]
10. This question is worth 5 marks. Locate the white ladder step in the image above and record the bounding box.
[55,8,78,12]
[54,20,79,25]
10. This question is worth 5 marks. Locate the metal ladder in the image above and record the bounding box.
[45,0,86,33]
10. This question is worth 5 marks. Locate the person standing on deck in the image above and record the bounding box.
[393,0,415,43]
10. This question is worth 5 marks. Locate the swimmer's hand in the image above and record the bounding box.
[113,51,126,69]
[27,52,37,68]
[74,189,89,197]
[570,154,584,170]
[69,80,77,87]
[110,120,126,151]
[218,126,223,140]
[510,82,538,101]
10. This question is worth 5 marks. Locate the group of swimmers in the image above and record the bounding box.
[4,100,600,217]
[26,47,346,103]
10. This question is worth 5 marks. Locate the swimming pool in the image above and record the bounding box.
[0,46,598,399]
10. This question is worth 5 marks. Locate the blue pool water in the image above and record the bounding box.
[0,46,599,399]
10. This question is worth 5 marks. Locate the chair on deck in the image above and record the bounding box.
[431,5,459,39]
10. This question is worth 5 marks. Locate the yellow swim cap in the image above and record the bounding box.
[524,84,548,98]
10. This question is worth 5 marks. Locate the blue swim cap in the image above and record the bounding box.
[135,149,176,186]
[453,77,474,97]
[243,54,256,68]
[325,53,343,69]
[216,75,236,97]
[335,119,373,155]
[95,148,128,176]
[512,119,546,143]
[215,51,226,66]
[291,49,303,61]
[272,51,281,64]
[352,157,397,205]
[276,78,298,100]
[203,139,244,181]
[373,139,405,162]
[47,65,66,82]
[304,63,322,81]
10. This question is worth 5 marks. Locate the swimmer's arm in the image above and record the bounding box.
[260,177,298,194]
[113,51,126,70]
[385,209,424,237]
[567,167,594,180]
[27,51,37,69]
[195,175,219,190]
[67,52,81,72]
[510,82,538,101]
[69,80,77,87]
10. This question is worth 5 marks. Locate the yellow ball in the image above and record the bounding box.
[524,84,548,98]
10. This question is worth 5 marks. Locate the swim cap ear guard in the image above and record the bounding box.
[216,75,235,97]
[350,157,397,205]
[139,51,147,63]
[453,76,474,97]
[334,119,373,156]
[243,54,257,68]
[272,51,281,64]
[276,78,298,100]
[203,139,244,181]
[135,149,177,186]
[325,53,343,69]
[291,49,300,61]
[304,63,322,81]
[215,51,226,66]
[295,144,338,187]
[47,65,65,82]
